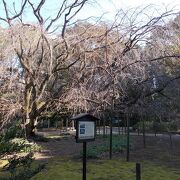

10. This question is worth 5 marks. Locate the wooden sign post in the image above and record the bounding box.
[71,113,98,180]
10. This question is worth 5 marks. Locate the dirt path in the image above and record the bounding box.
[34,129,180,170]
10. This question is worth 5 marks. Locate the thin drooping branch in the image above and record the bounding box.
[1,0,28,24]
[28,0,46,24]
[46,0,67,31]
[121,55,180,71]
[145,75,180,97]
[61,0,88,38]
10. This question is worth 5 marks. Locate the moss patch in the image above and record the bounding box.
[30,158,180,180]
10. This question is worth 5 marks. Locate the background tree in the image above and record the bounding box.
[0,0,90,137]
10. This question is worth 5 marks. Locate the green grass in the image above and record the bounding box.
[29,158,180,180]
[1,156,179,179]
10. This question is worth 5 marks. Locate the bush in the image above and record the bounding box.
[0,127,26,155]
[166,121,178,132]
[0,121,42,156]
[2,122,24,141]
[133,121,178,133]
[133,121,153,133]
[1,153,46,180]
[0,137,41,156]
[0,139,25,155]
[10,138,42,153]
[152,122,162,134]
[151,121,178,133]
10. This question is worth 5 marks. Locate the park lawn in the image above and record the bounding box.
[1,155,180,179]
[0,159,45,179]
[30,158,180,180]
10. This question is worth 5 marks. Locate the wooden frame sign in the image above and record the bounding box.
[71,113,98,180]
[71,113,98,143]
[77,120,95,142]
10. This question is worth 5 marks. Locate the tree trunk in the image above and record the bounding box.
[24,114,38,137]
[109,114,113,159]
[98,120,101,135]
[55,120,58,130]
[142,117,146,148]
[122,126,124,135]
[66,118,68,131]
[48,119,50,129]
[138,126,140,136]
[103,117,106,137]
[72,120,74,130]
[25,120,36,137]
[118,119,120,135]
[169,132,173,149]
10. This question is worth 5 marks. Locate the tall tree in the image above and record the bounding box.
[0,0,89,137]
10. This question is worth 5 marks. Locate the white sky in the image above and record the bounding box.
[0,0,179,27]
[76,0,180,20]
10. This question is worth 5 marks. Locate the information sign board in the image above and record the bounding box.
[78,121,95,140]
[71,113,98,180]
[71,113,97,142]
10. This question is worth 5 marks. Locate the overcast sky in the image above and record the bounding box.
[0,0,179,27]
[76,0,180,20]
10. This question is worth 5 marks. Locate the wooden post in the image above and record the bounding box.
[136,163,141,180]
[109,115,113,159]
[126,113,130,162]
[83,142,87,180]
